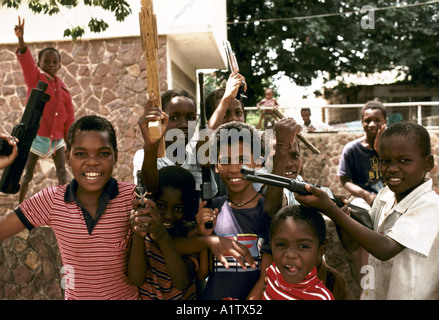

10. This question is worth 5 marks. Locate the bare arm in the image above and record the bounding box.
[295,185,405,261]
[128,233,147,286]
[207,70,245,130]
[247,253,272,300]
[264,118,302,217]
[138,98,168,195]
[0,212,26,241]
[339,176,376,206]
[129,199,194,290]
[174,235,256,270]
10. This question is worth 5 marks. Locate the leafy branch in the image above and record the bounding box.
[1,0,131,41]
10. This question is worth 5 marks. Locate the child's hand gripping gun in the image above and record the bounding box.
[241,165,373,229]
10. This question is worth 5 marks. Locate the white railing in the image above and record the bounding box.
[245,101,439,132]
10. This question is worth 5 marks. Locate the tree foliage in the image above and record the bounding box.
[226,0,439,105]
[1,0,131,41]
[3,1,438,105]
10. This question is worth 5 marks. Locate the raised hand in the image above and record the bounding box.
[14,16,25,39]
[138,97,168,147]
[195,201,218,236]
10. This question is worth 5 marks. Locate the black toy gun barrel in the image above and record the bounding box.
[0,81,50,194]
[198,71,213,228]
[240,165,344,207]
[241,166,374,229]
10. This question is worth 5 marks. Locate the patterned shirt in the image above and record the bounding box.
[263,263,334,300]
[138,222,199,300]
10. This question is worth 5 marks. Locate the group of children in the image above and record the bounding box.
[1,17,439,301]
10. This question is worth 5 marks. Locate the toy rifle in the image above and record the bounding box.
[271,107,321,154]
[223,40,247,103]
[0,81,50,194]
[139,0,165,157]
[198,72,213,229]
[241,165,373,229]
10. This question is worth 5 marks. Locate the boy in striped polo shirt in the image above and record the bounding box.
[0,115,140,300]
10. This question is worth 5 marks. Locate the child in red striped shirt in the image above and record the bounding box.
[128,165,200,300]
[263,205,334,300]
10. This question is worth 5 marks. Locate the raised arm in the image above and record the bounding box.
[14,16,26,54]
[138,98,168,195]
[295,184,405,261]
[0,211,26,241]
[264,118,302,217]
[207,70,246,130]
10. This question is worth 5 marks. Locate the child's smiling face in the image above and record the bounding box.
[216,141,256,195]
[271,217,324,285]
[379,135,433,202]
[155,187,185,230]
[66,130,117,197]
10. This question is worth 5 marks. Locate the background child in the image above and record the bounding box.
[337,100,387,288]
[205,69,246,130]
[197,121,271,300]
[338,100,387,208]
[129,165,200,300]
[263,205,334,300]
[296,121,439,300]
[256,88,279,130]
[0,115,139,300]
[14,16,75,203]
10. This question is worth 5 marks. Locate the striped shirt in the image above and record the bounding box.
[263,263,334,300]
[138,222,199,300]
[15,178,140,300]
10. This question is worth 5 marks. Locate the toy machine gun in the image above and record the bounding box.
[223,40,247,103]
[271,107,321,155]
[139,0,165,157]
[0,81,50,193]
[198,72,213,229]
[240,165,373,229]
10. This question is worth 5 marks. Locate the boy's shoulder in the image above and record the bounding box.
[114,180,136,193]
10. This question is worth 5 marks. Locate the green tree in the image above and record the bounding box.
[226,0,439,105]
[3,1,438,105]
[1,0,131,40]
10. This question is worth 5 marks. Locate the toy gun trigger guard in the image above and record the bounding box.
[135,170,151,207]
